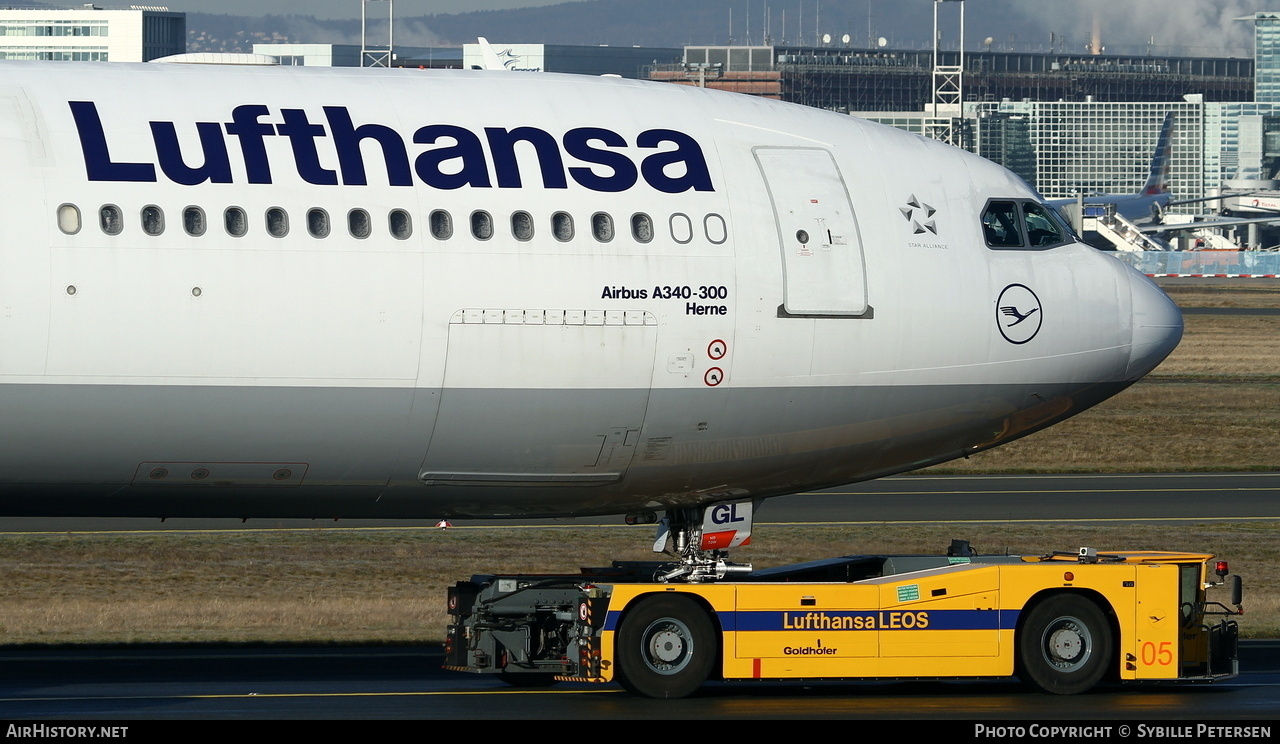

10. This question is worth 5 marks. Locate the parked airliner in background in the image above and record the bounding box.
[1048,112,1176,224]
[0,60,1181,574]
[1049,112,1280,240]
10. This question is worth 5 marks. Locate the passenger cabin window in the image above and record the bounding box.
[430,210,453,240]
[266,207,288,238]
[471,210,493,240]
[183,207,206,237]
[348,209,371,239]
[225,207,247,237]
[982,199,1073,250]
[308,208,330,239]
[57,204,81,235]
[100,205,123,235]
[669,213,693,244]
[704,213,728,244]
[511,211,533,241]
[592,212,614,242]
[552,212,574,241]
[141,205,164,236]
[631,213,653,243]
[389,209,412,240]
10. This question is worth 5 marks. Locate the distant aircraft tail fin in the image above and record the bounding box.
[476,37,508,71]
[1141,112,1175,196]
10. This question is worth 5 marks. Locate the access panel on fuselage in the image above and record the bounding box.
[754,147,868,316]
[418,309,656,486]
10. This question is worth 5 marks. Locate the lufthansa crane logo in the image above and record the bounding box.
[996,283,1042,344]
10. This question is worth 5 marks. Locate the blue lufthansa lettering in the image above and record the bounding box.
[325,106,413,187]
[70,101,156,182]
[413,124,492,190]
[224,104,276,185]
[486,126,567,189]
[71,103,716,193]
[637,129,714,193]
[276,109,338,186]
[563,127,638,192]
[151,120,232,185]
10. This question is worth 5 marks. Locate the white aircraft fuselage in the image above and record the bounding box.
[0,63,1182,519]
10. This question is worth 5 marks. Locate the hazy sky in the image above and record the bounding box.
[153,0,581,19]
[123,0,1278,57]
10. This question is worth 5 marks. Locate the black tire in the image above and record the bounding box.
[1016,593,1112,695]
[498,671,559,688]
[614,594,716,699]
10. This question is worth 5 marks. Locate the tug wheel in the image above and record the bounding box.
[615,594,716,699]
[1016,594,1112,695]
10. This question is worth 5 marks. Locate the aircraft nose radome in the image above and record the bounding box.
[1125,270,1183,380]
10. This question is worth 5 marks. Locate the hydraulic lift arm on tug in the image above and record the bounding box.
[444,502,1243,698]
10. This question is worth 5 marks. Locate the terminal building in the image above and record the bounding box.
[251,43,362,67]
[651,46,1253,112]
[461,43,681,79]
[0,5,184,62]
[648,43,1278,220]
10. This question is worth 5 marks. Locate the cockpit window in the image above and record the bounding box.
[1022,202,1068,248]
[982,201,1023,248]
[982,199,1075,250]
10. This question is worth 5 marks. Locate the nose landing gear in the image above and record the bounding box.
[647,502,756,583]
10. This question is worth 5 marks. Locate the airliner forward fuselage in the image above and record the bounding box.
[0,62,1182,520]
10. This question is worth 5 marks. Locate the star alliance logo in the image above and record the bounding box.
[900,194,937,235]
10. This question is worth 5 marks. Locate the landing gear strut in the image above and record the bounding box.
[645,502,756,583]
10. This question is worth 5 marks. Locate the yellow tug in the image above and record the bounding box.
[445,540,1243,698]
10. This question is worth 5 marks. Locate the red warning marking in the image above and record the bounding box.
[700,529,737,550]
[707,339,727,360]
[704,367,724,386]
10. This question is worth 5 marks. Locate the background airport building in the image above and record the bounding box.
[460,42,680,79]
[251,43,362,67]
[960,100,1280,205]
[645,37,1280,223]
[0,6,183,62]
[653,46,1253,112]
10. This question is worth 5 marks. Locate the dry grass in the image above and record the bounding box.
[1159,315,1280,378]
[0,523,1271,644]
[1160,283,1280,309]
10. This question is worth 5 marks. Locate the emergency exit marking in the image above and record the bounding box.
[704,367,724,386]
[708,339,727,359]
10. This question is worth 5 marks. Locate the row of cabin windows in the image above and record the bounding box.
[56,204,729,246]
[59,204,414,241]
